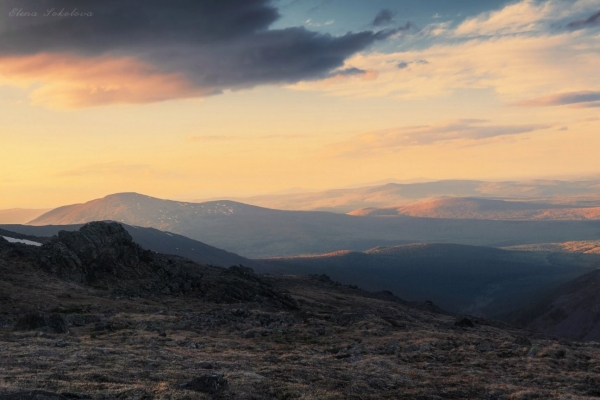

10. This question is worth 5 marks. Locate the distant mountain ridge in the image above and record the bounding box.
[504,240,600,254]
[224,179,600,212]
[349,197,600,220]
[26,192,600,258]
[30,193,264,227]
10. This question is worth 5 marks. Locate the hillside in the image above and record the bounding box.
[258,243,600,319]
[349,197,600,220]
[516,269,600,341]
[0,209,51,224]
[226,179,600,212]
[29,193,268,228]
[1,223,262,270]
[25,193,600,258]
[1,222,600,399]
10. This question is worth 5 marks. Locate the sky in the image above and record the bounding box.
[0,0,599,208]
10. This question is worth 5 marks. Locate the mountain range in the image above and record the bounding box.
[350,197,600,220]
[26,192,600,258]
[222,179,600,212]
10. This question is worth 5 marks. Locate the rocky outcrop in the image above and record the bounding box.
[35,222,297,309]
[39,222,154,283]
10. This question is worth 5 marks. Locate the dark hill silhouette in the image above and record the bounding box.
[24,193,600,258]
[1,223,263,270]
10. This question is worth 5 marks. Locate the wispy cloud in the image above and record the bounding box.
[327,119,551,156]
[291,0,600,105]
[567,10,600,30]
[373,9,396,27]
[397,59,429,69]
[514,91,600,107]
[304,19,335,28]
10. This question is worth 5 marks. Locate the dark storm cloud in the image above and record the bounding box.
[0,0,396,94]
[373,9,396,26]
[0,0,280,54]
[567,10,600,30]
[149,27,392,89]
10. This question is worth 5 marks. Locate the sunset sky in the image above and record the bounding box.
[1,0,599,208]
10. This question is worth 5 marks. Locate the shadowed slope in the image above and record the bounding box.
[258,243,600,319]
[519,269,600,341]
